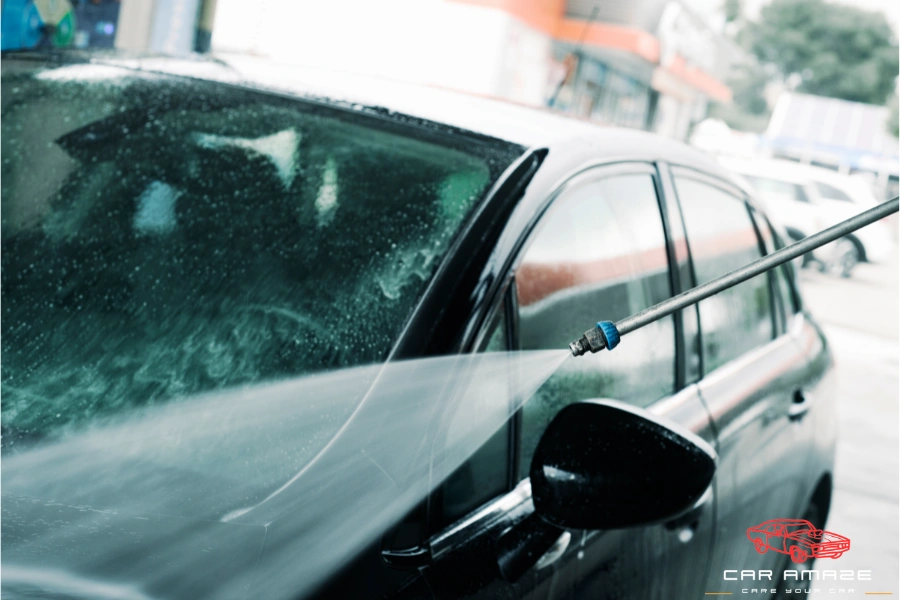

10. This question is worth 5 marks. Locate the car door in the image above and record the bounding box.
[412,163,718,600]
[507,163,717,600]
[667,169,816,588]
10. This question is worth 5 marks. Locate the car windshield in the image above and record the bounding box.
[1,60,521,449]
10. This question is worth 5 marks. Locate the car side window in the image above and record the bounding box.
[514,172,675,480]
[674,176,774,373]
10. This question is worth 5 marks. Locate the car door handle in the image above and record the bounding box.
[789,390,811,421]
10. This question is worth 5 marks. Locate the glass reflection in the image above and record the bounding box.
[515,174,675,479]
[675,177,773,374]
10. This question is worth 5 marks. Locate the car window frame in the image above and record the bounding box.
[507,160,679,482]
[746,203,790,336]
[668,166,780,375]
[761,213,803,316]
[420,160,683,549]
[657,161,702,386]
[429,286,519,531]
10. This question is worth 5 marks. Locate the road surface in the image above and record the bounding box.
[796,247,899,594]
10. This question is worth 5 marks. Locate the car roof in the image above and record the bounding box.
[2,50,737,184]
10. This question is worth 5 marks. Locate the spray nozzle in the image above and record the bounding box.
[570,321,620,357]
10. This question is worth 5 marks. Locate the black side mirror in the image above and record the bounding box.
[530,400,716,530]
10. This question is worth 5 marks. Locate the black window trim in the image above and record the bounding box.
[760,213,804,315]
[421,160,682,548]
[506,160,678,481]
[668,165,783,376]
[652,163,687,392]
[468,283,521,493]
[505,282,522,492]
[656,161,698,390]
[746,202,782,340]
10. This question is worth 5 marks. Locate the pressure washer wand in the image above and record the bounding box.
[569,196,899,357]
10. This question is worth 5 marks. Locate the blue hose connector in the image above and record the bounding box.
[569,320,622,356]
[597,321,620,351]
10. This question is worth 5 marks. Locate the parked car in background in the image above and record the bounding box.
[851,171,900,241]
[719,157,893,277]
[2,51,837,600]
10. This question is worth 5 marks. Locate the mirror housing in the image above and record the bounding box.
[530,400,716,530]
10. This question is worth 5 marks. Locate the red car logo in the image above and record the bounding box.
[747,519,850,564]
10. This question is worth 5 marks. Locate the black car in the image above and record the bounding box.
[1,52,836,600]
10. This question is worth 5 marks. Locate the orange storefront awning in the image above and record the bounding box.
[448,0,732,103]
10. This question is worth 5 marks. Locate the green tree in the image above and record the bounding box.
[746,0,899,105]
[724,0,742,23]
[709,60,772,132]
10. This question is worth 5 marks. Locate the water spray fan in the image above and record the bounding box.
[570,196,899,357]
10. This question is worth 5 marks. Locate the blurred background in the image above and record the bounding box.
[2,0,897,206]
[2,0,898,590]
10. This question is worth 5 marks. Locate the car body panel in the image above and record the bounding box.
[698,323,821,582]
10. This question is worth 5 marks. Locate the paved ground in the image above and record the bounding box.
[796,246,899,594]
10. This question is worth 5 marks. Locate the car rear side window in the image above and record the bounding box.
[514,171,675,480]
[674,176,774,373]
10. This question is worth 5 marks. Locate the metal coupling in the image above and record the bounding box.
[569,321,621,356]
[569,324,607,356]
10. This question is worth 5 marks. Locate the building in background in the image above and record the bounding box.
[1,0,215,54]
[211,0,734,141]
[547,0,734,138]
[1,0,732,141]
[111,0,217,53]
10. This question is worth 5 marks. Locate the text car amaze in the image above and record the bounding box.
[724,570,872,581]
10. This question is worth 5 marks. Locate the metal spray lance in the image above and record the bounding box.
[569,196,899,357]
